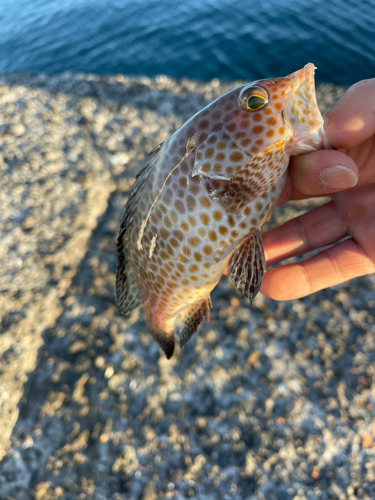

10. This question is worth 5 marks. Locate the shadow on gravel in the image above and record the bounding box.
[3,183,375,499]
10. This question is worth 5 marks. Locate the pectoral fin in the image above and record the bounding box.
[203,140,288,214]
[225,140,288,208]
[229,230,266,304]
[179,297,212,347]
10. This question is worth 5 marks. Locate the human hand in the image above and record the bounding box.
[261,79,375,300]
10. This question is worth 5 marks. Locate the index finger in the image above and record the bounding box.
[325,79,375,149]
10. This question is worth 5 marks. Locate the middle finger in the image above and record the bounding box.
[263,200,347,266]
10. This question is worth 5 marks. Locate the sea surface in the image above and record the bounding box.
[0,0,374,84]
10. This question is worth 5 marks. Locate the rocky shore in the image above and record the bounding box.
[0,73,374,500]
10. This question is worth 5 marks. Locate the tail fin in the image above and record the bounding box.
[143,296,211,359]
[145,321,175,359]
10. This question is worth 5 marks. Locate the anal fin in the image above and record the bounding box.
[229,230,266,304]
[179,297,212,348]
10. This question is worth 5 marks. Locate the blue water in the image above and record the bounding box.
[0,0,374,84]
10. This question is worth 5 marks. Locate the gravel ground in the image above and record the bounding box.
[0,73,374,500]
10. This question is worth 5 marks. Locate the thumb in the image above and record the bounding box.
[288,149,358,196]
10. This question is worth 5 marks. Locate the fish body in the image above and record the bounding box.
[117,63,327,358]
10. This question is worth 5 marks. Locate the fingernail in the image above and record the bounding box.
[319,165,358,190]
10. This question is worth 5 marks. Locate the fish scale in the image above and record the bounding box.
[116,63,327,358]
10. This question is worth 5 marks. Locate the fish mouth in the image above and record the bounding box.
[290,63,320,114]
[284,63,327,153]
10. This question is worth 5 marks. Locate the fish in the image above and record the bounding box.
[116,63,327,359]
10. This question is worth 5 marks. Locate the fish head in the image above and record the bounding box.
[219,63,326,159]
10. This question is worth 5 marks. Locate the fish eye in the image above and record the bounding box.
[247,94,267,110]
[240,86,268,111]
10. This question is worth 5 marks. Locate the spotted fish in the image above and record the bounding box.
[117,63,327,358]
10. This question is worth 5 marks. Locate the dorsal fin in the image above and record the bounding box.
[116,147,162,315]
[148,142,164,156]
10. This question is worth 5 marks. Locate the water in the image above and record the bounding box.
[0,0,374,84]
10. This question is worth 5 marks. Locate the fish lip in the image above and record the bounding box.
[291,129,325,151]
[293,62,317,86]
[287,63,317,100]
[280,66,331,155]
